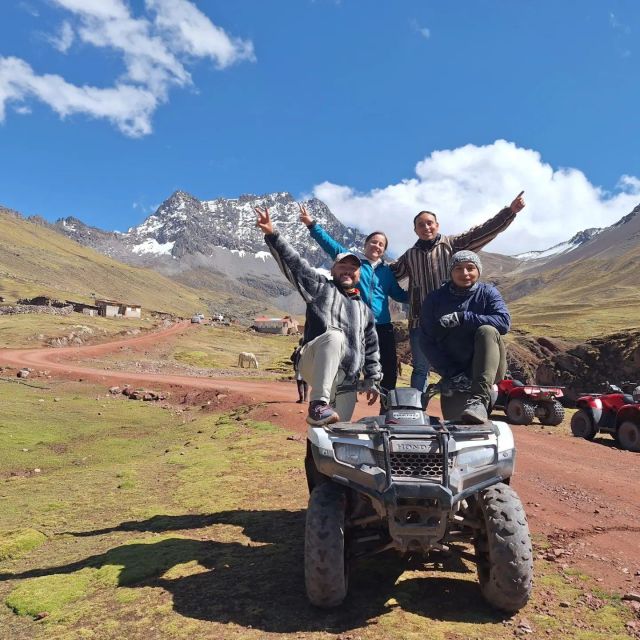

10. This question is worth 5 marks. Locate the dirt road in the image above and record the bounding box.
[1,323,638,595]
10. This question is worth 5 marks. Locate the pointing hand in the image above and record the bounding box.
[509,191,526,214]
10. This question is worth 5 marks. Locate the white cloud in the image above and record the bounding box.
[18,2,40,17]
[148,0,255,68]
[47,21,75,53]
[609,12,630,34]
[410,19,430,39]
[312,140,640,256]
[0,56,158,136]
[0,0,254,136]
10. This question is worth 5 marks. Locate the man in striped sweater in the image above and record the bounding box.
[255,206,382,426]
[391,191,526,393]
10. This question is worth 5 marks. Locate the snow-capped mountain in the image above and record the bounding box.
[514,228,602,261]
[55,190,367,269]
[52,190,369,315]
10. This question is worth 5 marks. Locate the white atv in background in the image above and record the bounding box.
[303,387,533,613]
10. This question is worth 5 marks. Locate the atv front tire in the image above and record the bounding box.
[570,409,597,440]
[506,398,535,425]
[538,400,565,426]
[305,482,348,607]
[616,420,640,452]
[474,483,533,613]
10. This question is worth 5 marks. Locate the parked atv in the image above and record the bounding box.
[493,379,565,426]
[571,382,640,452]
[303,387,533,613]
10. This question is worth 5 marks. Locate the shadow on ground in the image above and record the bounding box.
[1,510,507,632]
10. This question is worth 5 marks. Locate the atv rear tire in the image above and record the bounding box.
[570,409,597,440]
[305,482,348,608]
[474,483,533,613]
[506,398,535,425]
[538,400,565,426]
[616,421,640,452]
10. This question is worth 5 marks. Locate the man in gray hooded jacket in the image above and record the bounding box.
[255,206,381,425]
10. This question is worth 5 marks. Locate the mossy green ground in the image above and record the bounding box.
[0,381,633,639]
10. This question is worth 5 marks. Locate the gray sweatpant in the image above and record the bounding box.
[298,328,357,421]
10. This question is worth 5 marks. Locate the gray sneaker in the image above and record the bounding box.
[461,397,488,424]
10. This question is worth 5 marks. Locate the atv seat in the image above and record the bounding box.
[623,394,635,405]
[383,388,424,410]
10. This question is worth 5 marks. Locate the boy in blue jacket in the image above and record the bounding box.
[299,205,408,395]
[420,250,510,423]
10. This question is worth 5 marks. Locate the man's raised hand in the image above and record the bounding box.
[299,203,314,227]
[509,191,526,214]
[255,206,273,235]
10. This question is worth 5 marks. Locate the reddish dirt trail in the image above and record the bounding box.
[0,322,294,402]
[1,324,638,594]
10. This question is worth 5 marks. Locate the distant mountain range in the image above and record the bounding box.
[6,189,639,337]
[53,190,367,269]
[514,228,602,261]
[3,192,640,391]
[50,191,371,315]
[48,188,619,311]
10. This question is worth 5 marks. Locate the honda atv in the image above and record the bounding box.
[493,379,565,426]
[303,387,533,613]
[571,382,640,452]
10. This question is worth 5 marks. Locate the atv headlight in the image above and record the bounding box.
[456,446,496,468]
[333,443,377,467]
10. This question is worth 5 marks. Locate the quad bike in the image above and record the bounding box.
[493,379,565,426]
[303,386,533,613]
[571,382,640,452]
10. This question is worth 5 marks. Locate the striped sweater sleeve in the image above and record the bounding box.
[450,207,516,252]
[264,232,324,303]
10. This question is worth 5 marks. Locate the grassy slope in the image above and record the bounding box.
[507,250,640,340]
[0,380,634,640]
[0,211,211,316]
[0,313,160,348]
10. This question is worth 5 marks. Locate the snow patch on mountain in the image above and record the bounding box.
[132,239,176,256]
[515,227,602,261]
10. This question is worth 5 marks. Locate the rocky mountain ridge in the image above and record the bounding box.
[53,190,368,270]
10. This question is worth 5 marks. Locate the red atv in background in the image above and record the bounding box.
[493,379,565,426]
[571,382,640,452]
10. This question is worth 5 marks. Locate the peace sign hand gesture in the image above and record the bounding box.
[255,206,273,235]
[299,203,314,227]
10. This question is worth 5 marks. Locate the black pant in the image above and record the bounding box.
[376,323,398,392]
[296,379,309,401]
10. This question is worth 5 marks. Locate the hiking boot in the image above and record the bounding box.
[461,397,488,424]
[306,401,340,426]
[440,373,472,397]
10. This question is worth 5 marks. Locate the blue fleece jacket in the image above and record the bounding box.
[307,223,408,324]
[420,281,510,378]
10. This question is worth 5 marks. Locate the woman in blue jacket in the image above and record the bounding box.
[299,205,408,394]
[420,250,510,424]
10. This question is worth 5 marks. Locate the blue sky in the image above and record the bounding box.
[0,0,638,254]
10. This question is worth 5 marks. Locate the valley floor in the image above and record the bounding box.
[0,324,640,640]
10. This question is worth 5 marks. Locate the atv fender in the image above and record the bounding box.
[576,401,601,426]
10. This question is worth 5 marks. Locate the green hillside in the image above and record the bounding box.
[0,209,209,316]
[508,249,640,339]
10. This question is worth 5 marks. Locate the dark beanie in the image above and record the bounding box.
[449,250,482,277]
